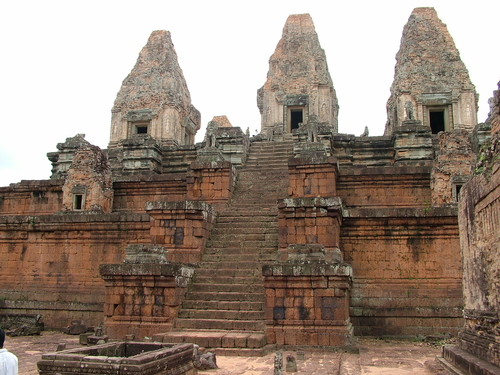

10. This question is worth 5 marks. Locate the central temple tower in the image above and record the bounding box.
[257,14,339,137]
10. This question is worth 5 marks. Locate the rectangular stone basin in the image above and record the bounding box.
[37,341,196,375]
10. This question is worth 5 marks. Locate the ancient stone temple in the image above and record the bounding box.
[0,9,497,359]
[385,7,478,135]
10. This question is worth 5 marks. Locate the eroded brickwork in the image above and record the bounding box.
[431,130,475,206]
[0,213,151,328]
[446,84,500,370]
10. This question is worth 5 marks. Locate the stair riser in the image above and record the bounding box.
[182,301,264,311]
[178,310,264,320]
[175,319,265,331]
[189,284,265,293]
[186,292,264,302]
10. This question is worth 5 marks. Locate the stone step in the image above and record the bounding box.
[199,261,266,270]
[204,241,277,248]
[216,215,277,222]
[209,226,278,235]
[178,309,263,320]
[184,291,264,302]
[188,283,265,294]
[200,255,278,264]
[174,318,266,331]
[152,330,268,349]
[194,268,262,278]
[192,277,261,286]
[214,222,277,230]
[182,300,264,311]
[203,246,277,255]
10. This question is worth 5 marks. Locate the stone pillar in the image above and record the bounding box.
[99,245,195,340]
[145,201,216,263]
[186,149,236,211]
[287,151,338,198]
[263,261,353,347]
[277,197,343,261]
[269,196,352,347]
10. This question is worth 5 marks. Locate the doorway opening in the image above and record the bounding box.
[288,107,305,132]
[429,109,446,134]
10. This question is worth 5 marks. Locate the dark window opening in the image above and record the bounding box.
[430,111,445,134]
[290,109,303,130]
[73,194,83,210]
[32,191,44,198]
[455,184,462,202]
[136,126,148,134]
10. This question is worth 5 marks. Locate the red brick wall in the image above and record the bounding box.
[112,174,188,212]
[0,213,150,329]
[337,167,432,208]
[0,180,63,215]
[342,209,463,336]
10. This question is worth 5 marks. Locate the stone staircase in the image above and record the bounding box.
[153,136,294,353]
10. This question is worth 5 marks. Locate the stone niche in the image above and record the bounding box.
[37,341,196,375]
[61,145,113,213]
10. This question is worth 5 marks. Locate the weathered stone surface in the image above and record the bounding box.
[454,135,500,369]
[258,14,338,136]
[194,351,218,370]
[0,314,44,336]
[110,30,200,146]
[431,129,475,206]
[385,7,477,135]
[211,115,232,128]
[47,134,91,179]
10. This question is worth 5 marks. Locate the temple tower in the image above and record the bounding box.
[109,30,200,147]
[385,7,478,135]
[257,14,339,137]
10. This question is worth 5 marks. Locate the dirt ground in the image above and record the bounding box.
[5,331,451,375]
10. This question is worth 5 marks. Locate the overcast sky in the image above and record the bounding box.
[0,0,498,187]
